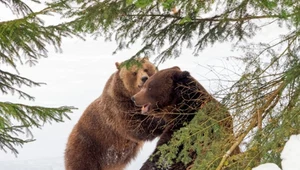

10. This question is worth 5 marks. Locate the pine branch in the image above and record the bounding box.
[0,101,76,154]
[125,13,295,22]
[216,81,286,170]
[0,52,16,69]
[0,102,75,124]
[0,6,79,67]
[0,69,43,87]
[0,0,79,156]
[0,69,44,100]
[0,82,35,100]
[0,127,34,155]
[0,0,36,16]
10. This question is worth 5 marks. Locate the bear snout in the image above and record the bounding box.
[141,76,148,83]
[131,94,144,107]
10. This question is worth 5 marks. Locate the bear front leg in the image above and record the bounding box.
[127,113,166,141]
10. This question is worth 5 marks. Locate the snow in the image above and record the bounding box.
[253,134,300,170]
[0,157,64,170]
[253,163,281,170]
[281,135,300,170]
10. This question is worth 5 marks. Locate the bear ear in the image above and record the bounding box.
[171,66,181,71]
[142,56,149,61]
[181,71,190,78]
[173,70,190,81]
[115,62,121,70]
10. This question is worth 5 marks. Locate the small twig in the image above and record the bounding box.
[186,164,193,170]
[216,82,286,170]
[257,109,262,130]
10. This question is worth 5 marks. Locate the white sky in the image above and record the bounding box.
[0,1,295,170]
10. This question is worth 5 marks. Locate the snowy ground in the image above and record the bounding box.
[253,134,300,170]
[0,157,64,170]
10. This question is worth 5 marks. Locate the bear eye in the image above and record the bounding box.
[148,87,152,91]
[144,69,148,72]
[132,72,137,76]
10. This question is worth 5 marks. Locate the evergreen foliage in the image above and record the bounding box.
[1,0,299,169]
[58,0,300,169]
[62,0,300,62]
[0,0,77,155]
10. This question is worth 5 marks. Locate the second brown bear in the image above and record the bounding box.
[132,66,240,170]
[65,57,165,170]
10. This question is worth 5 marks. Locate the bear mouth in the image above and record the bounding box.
[138,83,145,89]
[141,103,151,114]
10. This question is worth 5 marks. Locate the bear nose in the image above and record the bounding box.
[131,96,135,102]
[141,76,148,83]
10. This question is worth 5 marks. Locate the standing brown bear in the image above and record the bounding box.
[132,66,240,170]
[65,57,165,170]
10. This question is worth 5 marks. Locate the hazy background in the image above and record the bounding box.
[0,2,283,170]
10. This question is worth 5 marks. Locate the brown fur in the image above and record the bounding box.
[132,66,240,170]
[65,57,165,170]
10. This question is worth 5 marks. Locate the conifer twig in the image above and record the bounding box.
[216,82,286,170]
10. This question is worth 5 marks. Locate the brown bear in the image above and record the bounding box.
[131,66,240,170]
[65,57,166,170]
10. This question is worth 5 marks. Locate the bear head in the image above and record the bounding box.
[131,66,209,115]
[115,57,157,96]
